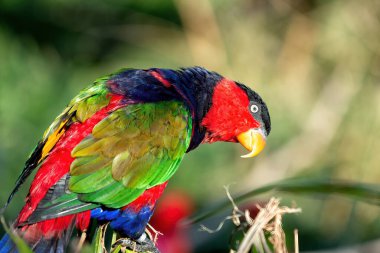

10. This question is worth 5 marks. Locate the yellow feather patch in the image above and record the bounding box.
[39,119,69,162]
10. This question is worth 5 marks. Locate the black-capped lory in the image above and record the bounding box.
[0,67,271,253]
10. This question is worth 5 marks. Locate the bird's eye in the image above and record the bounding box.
[250,104,259,113]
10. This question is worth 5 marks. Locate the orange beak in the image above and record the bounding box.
[237,129,266,158]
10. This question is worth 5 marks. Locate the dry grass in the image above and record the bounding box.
[200,187,301,253]
[234,198,300,253]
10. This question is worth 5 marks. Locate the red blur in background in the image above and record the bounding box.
[150,190,195,253]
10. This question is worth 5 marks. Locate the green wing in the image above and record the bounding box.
[71,101,192,208]
[30,100,192,222]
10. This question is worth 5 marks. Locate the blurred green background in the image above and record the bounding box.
[1,0,380,252]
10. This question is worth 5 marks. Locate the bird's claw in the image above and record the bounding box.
[113,234,160,253]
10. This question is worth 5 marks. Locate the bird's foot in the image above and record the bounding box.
[113,233,160,253]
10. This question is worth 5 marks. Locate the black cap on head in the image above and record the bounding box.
[235,82,271,135]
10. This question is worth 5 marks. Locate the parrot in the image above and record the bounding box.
[0,67,271,253]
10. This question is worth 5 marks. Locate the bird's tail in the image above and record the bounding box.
[0,222,75,253]
[30,229,73,253]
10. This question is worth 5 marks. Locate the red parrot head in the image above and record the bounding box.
[201,78,271,158]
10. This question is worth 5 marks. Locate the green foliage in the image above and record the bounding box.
[188,178,380,225]
[93,225,105,253]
